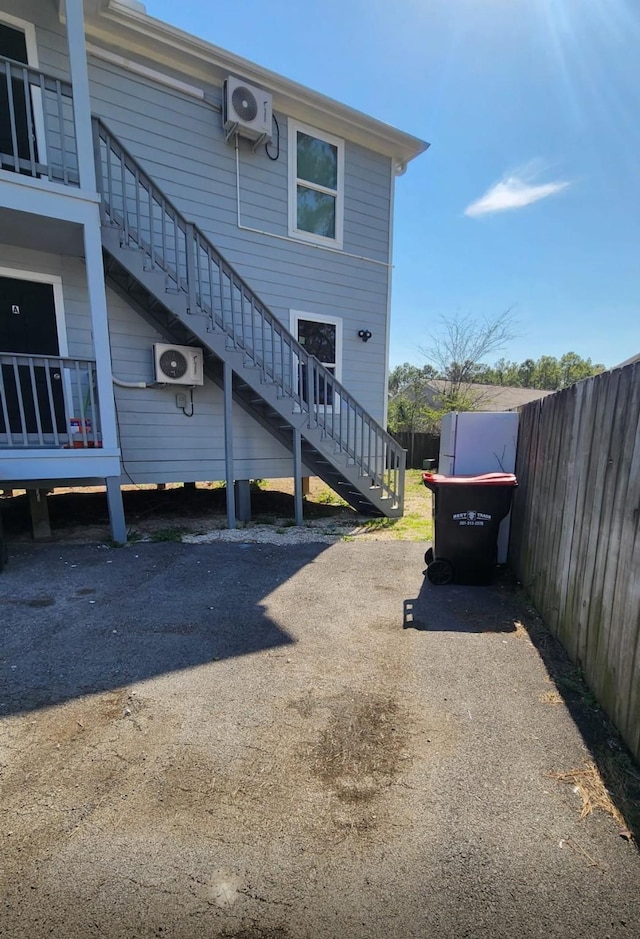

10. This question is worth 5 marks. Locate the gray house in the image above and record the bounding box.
[0,0,427,541]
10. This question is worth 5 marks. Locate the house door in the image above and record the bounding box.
[0,22,38,172]
[0,276,65,434]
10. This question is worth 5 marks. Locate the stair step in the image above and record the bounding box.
[99,143,404,520]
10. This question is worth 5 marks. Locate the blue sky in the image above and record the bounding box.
[145,0,639,369]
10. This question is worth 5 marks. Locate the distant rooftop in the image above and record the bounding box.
[424,380,554,412]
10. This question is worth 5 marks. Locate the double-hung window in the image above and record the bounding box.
[288,120,344,248]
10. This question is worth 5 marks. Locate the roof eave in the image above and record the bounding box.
[94,0,429,165]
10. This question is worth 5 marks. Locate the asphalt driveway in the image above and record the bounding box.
[1,540,639,938]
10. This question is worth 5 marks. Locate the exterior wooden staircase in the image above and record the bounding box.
[93,119,405,517]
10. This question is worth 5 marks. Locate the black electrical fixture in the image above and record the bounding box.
[358,329,372,342]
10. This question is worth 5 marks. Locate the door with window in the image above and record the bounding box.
[0,276,65,435]
[293,312,342,407]
[0,21,39,173]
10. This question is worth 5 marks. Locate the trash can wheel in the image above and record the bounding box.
[426,558,454,586]
[424,546,434,566]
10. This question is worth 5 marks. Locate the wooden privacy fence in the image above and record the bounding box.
[510,362,640,761]
[391,432,440,469]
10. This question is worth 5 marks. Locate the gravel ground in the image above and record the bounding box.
[0,480,422,545]
[1,539,639,939]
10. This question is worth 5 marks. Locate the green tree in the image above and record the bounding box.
[471,353,604,390]
[558,352,604,388]
[517,358,537,387]
[388,362,438,435]
[388,362,436,397]
[535,355,562,390]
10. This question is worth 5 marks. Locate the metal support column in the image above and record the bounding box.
[293,428,304,527]
[28,489,51,541]
[235,480,252,522]
[105,478,127,544]
[223,361,236,529]
[65,0,97,192]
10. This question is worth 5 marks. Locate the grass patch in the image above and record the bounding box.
[313,488,349,507]
[555,671,601,709]
[359,511,432,542]
[148,527,186,543]
[540,690,563,705]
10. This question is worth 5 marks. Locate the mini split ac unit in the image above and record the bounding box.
[153,343,204,385]
[223,76,272,142]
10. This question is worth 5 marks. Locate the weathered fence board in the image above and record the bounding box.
[390,431,440,469]
[510,362,640,762]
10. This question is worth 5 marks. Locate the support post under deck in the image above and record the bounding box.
[28,489,51,541]
[106,478,127,544]
[223,362,236,529]
[293,429,304,527]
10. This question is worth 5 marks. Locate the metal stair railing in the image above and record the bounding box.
[93,118,405,510]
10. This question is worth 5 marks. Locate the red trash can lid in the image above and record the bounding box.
[422,472,517,489]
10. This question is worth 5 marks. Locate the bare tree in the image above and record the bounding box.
[418,309,518,410]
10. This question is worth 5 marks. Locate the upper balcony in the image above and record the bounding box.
[0,54,79,188]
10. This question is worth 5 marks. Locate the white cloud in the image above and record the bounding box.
[464,172,570,218]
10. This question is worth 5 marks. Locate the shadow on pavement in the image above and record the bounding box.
[403,566,519,632]
[403,566,640,840]
[512,591,640,843]
[0,541,331,717]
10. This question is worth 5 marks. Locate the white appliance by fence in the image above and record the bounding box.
[438,411,520,563]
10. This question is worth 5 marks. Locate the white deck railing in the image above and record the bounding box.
[0,353,101,448]
[0,56,78,185]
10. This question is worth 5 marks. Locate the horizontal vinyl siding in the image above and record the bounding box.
[0,243,62,278]
[86,56,391,421]
[105,277,296,484]
[0,246,296,482]
[10,9,393,425]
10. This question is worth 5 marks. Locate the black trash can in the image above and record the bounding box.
[0,502,7,573]
[422,472,517,585]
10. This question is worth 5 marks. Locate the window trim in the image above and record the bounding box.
[0,13,48,169]
[290,309,343,385]
[290,309,343,411]
[0,12,39,67]
[288,120,344,250]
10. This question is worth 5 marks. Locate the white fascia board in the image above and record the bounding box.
[90,2,429,166]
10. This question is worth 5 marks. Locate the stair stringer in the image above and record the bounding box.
[102,238,401,517]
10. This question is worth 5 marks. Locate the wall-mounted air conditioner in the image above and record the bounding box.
[153,343,204,385]
[223,76,272,142]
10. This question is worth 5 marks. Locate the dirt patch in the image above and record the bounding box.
[0,475,431,545]
[0,480,357,544]
[310,693,405,803]
[1,689,144,863]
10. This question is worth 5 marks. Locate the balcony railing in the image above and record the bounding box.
[0,353,101,448]
[0,56,78,185]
